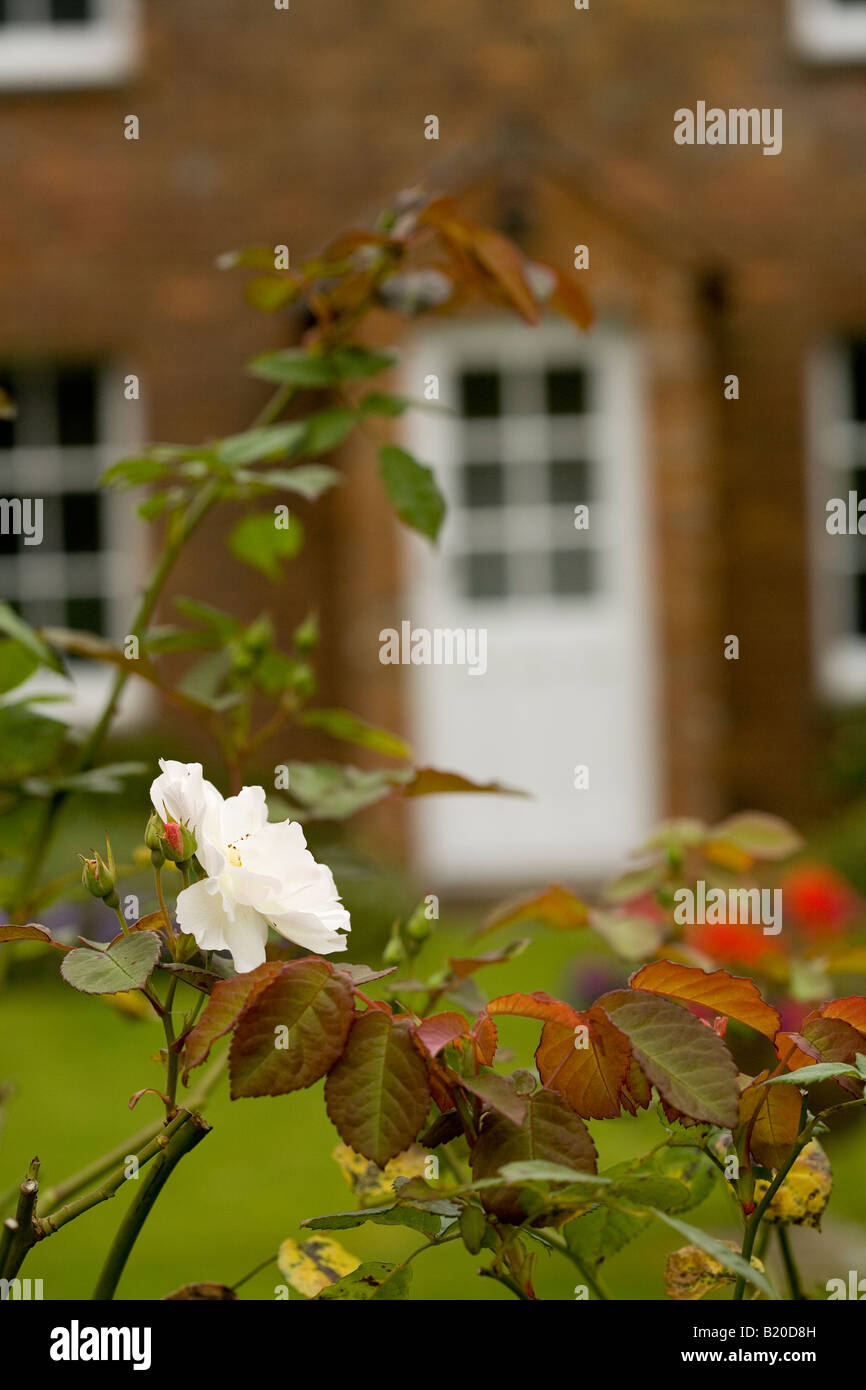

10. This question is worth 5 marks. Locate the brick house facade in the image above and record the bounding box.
[1,1,865,882]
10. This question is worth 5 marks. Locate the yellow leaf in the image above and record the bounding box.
[753,1141,832,1228]
[331,1142,428,1205]
[665,1243,765,1301]
[277,1236,359,1298]
[100,990,151,1020]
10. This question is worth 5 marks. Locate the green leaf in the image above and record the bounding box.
[0,602,66,676]
[379,445,445,540]
[100,457,170,489]
[298,708,412,760]
[24,761,147,796]
[565,1203,651,1267]
[315,1260,412,1301]
[648,1208,775,1298]
[229,959,354,1098]
[282,762,411,820]
[173,597,241,638]
[0,639,39,695]
[0,704,66,782]
[215,422,306,467]
[598,989,740,1128]
[60,932,161,996]
[359,392,410,418]
[229,511,304,580]
[244,275,301,313]
[302,408,355,456]
[709,812,803,862]
[762,1063,861,1086]
[138,488,187,521]
[248,465,340,501]
[497,1161,608,1185]
[301,1203,440,1237]
[249,346,397,388]
[324,1011,431,1166]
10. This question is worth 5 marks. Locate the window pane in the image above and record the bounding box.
[545,369,586,415]
[463,461,504,508]
[66,596,104,632]
[463,552,507,599]
[0,497,22,555]
[552,549,596,595]
[62,491,100,553]
[57,366,97,445]
[460,371,501,418]
[0,372,14,449]
[50,0,91,22]
[549,457,591,504]
[850,340,866,423]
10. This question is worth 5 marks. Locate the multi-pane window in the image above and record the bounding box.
[790,0,866,60]
[452,363,597,602]
[810,338,866,699]
[0,0,137,89]
[0,365,124,637]
[0,1,93,23]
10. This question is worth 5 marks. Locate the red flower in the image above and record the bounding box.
[688,922,783,966]
[781,863,856,937]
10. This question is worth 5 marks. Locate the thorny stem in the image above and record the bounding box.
[544,1230,610,1301]
[39,1110,190,1238]
[777,1225,806,1301]
[477,1266,532,1301]
[92,1110,211,1300]
[232,1252,279,1293]
[732,1095,866,1301]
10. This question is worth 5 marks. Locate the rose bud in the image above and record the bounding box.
[160,820,197,864]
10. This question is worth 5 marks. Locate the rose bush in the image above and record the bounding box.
[0,193,864,1302]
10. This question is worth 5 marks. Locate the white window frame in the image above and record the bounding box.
[401,317,660,884]
[0,0,139,91]
[1,363,149,728]
[789,0,866,62]
[806,340,866,702]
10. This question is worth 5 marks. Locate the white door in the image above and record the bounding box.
[401,318,657,889]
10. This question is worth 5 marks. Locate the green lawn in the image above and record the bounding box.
[2,921,864,1301]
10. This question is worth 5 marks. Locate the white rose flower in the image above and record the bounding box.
[150,758,350,973]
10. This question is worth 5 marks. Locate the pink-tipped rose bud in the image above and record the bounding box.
[159,820,196,864]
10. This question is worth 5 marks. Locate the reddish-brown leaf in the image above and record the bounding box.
[549,266,594,330]
[324,1010,431,1166]
[620,1058,653,1114]
[739,1071,803,1169]
[479,884,589,938]
[487,991,581,1027]
[182,962,283,1080]
[630,961,780,1039]
[536,1006,631,1119]
[472,1013,498,1066]
[802,1013,866,1064]
[470,1089,597,1224]
[598,989,740,1129]
[402,767,524,798]
[822,996,866,1035]
[414,1012,468,1059]
[774,1031,817,1072]
[229,958,354,1099]
[0,922,64,948]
